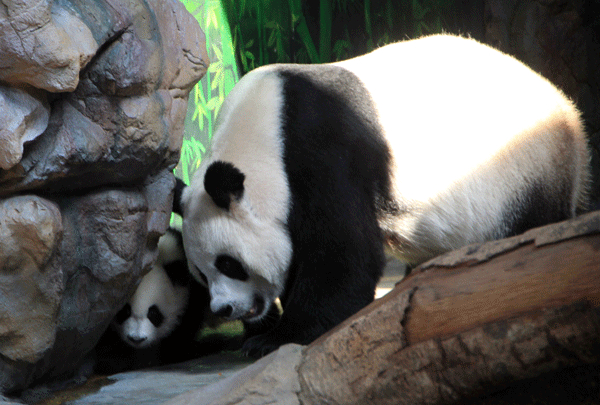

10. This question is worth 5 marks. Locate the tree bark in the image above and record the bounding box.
[298,211,600,405]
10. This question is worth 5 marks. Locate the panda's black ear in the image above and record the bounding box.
[173,177,187,216]
[204,161,246,210]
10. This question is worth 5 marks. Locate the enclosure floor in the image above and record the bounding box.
[375,256,407,298]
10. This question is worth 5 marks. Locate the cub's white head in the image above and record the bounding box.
[114,230,189,348]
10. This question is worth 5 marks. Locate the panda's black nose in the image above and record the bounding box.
[128,336,147,344]
[214,305,233,318]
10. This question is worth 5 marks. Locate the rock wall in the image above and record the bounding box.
[0,0,207,393]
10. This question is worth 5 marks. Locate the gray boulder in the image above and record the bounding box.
[0,0,207,393]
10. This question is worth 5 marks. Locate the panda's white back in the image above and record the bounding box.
[336,35,589,263]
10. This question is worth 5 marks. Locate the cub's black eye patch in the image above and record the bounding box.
[147,305,164,327]
[215,255,249,281]
[115,303,131,324]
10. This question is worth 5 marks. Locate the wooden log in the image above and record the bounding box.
[298,211,600,405]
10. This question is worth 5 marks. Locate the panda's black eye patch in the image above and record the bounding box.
[115,304,131,324]
[147,305,164,327]
[215,255,249,281]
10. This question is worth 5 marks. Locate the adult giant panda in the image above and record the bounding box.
[176,34,590,357]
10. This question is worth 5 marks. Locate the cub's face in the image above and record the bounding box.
[114,265,188,348]
[181,160,292,324]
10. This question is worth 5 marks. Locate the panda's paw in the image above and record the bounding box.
[241,333,283,358]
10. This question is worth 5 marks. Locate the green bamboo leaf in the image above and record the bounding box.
[196,84,207,103]
[207,62,218,73]
[319,0,332,62]
[212,69,223,90]
[295,16,319,63]
[186,3,200,15]
[211,77,220,91]
[290,13,300,26]
[364,0,372,38]
[224,70,236,93]
[206,8,216,29]
[288,0,301,15]
[332,39,350,60]
[206,98,219,110]
[268,28,277,47]
[212,44,223,59]
[238,0,246,19]
[240,53,250,72]
[385,0,394,29]
[191,107,200,122]
[413,0,430,20]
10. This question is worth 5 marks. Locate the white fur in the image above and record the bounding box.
[158,230,185,265]
[181,34,589,319]
[181,69,292,320]
[117,233,189,348]
[336,34,589,263]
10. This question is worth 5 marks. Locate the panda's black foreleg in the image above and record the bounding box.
[241,132,389,357]
[242,226,385,357]
[241,262,381,357]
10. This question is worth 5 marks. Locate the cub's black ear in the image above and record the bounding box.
[204,161,245,210]
[173,177,187,216]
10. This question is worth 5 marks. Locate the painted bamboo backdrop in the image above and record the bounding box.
[173,0,455,224]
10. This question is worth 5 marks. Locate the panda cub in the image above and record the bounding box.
[95,228,211,372]
[175,34,590,357]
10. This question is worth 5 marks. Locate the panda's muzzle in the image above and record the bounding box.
[213,295,266,321]
[242,295,265,321]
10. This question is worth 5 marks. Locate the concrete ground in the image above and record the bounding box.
[375,256,407,298]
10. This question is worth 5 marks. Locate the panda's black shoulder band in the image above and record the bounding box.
[204,160,246,210]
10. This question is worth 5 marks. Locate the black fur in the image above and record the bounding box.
[173,177,187,216]
[147,305,165,327]
[94,271,212,373]
[204,161,246,210]
[162,230,190,286]
[114,304,131,325]
[215,255,249,281]
[242,65,394,357]
[94,229,213,373]
[503,128,580,237]
[506,182,573,237]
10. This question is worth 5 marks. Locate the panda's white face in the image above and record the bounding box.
[181,188,291,323]
[114,232,189,348]
[181,68,293,324]
[190,252,278,322]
